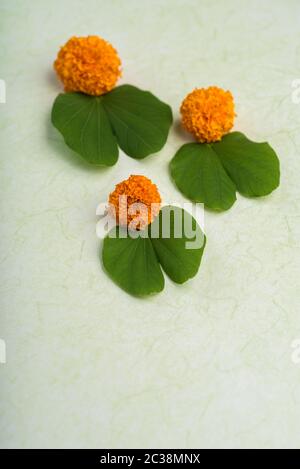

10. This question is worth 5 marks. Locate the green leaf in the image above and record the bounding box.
[212,132,280,197]
[102,207,206,295]
[102,226,164,297]
[149,206,206,284]
[169,132,280,210]
[170,143,236,211]
[51,92,118,166]
[103,84,173,159]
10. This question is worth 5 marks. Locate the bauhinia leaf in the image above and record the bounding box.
[170,132,280,210]
[51,92,118,166]
[149,206,206,284]
[212,132,280,197]
[101,207,206,295]
[102,226,164,297]
[170,143,236,211]
[103,84,173,159]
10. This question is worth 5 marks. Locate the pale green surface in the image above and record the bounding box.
[0,0,300,449]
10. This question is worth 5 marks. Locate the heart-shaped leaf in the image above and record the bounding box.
[150,206,206,283]
[170,132,280,211]
[212,132,280,197]
[103,85,173,159]
[52,86,173,165]
[102,206,206,295]
[102,226,164,297]
[51,92,118,166]
[170,143,236,211]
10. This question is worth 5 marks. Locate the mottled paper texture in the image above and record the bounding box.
[0,0,299,449]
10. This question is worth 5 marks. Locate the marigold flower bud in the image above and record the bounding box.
[180,86,235,143]
[108,175,161,230]
[54,35,121,96]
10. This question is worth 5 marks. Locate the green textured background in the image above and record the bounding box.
[1,0,300,448]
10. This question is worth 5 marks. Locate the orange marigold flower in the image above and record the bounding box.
[108,175,161,230]
[54,35,121,96]
[180,86,235,143]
